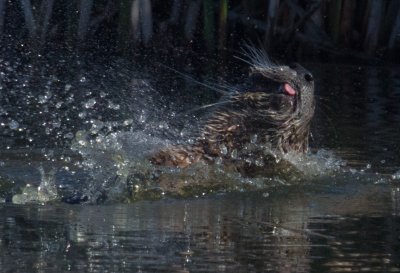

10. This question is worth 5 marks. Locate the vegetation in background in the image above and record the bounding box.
[0,0,399,62]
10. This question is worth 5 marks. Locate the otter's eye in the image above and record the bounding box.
[304,74,313,82]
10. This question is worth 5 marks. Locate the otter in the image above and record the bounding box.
[150,47,315,176]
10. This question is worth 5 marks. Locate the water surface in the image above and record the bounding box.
[1,52,400,272]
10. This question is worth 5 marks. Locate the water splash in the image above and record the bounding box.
[392,170,400,180]
[12,166,58,204]
[2,53,398,204]
[68,121,353,203]
[283,149,346,177]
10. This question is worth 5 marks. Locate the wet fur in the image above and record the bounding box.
[150,47,315,171]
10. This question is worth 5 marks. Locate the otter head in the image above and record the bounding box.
[241,47,315,152]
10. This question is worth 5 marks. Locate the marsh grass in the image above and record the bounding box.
[0,0,399,61]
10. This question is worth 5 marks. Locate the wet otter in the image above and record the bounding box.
[151,47,315,176]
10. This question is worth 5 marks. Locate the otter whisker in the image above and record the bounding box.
[202,80,241,94]
[178,101,234,116]
[235,44,277,71]
[157,63,230,95]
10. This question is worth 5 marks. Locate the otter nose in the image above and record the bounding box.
[304,73,313,82]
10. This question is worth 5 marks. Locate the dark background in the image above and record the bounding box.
[1,0,399,63]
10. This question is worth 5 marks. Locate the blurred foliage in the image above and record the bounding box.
[0,0,399,62]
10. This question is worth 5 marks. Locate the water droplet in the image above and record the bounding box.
[64,132,74,139]
[251,134,258,144]
[9,120,19,130]
[95,136,104,143]
[79,77,86,83]
[52,121,61,128]
[108,101,120,110]
[123,119,133,126]
[255,159,264,167]
[219,145,228,155]
[84,99,96,109]
[392,170,400,180]
[78,140,87,146]
[78,112,87,118]
[231,149,238,159]
[138,114,146,123]
[66,94,74,103]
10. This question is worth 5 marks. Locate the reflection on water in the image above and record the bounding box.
[0,184,399,273]
[312,64,400,174]
[1,52,400,272]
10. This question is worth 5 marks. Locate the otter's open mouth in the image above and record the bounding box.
[272,82,298,112]
[247,72,298,111]
[249,74,297,98]
[283,83,296,96]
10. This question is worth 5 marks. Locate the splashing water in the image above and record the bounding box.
[12,166,58,204]
[68,104,350,203]
[1,52,398,204]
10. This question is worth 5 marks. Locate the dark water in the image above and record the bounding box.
[0,185,399,273]
[1,53,400,272]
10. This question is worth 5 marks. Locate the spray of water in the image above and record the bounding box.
[2,51,392,204]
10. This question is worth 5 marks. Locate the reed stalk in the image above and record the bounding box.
[39,0,54,43]
[131,0,153,45]
[77,0,93,41]
[339,0,355,46]
[169,0,182,24]
[131,0,140,42]
[363,0,383,55]
[0,0,398,61]
[141,0,153,44]
[64,1,77,41]
[388,5,400,50]
[218,0,228,52]
[265,0,279,49]
[0,0,6,36]
[328,0,342,44]
[184,0,201,40]
[20,0,37,38]
[203,0,215,51]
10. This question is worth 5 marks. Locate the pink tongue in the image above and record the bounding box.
[283,83,296,96]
